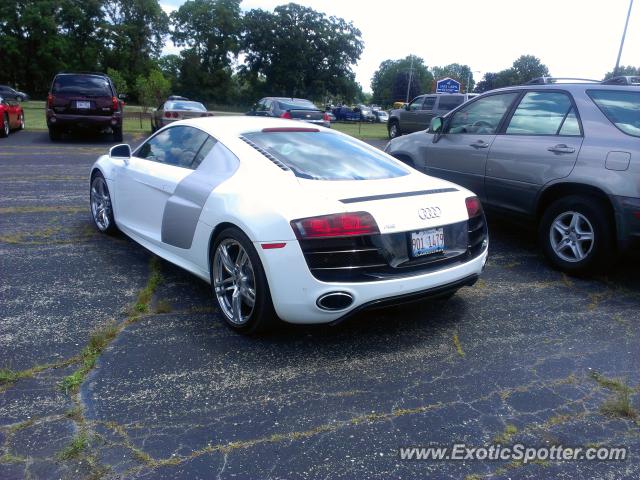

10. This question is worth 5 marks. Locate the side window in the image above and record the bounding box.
[422,97,436,111]
[255,99,266,112]
[264,99,272,111]
[192,136,218,169]
[136,126,209,168]
[448,93,519,134]
[437,95,464,112]
[506,91,580,136]
[408,96,424,111]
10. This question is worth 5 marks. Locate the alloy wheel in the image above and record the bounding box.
[3,116,8,136]
[549,211,594,262]
[90,176,112,231]
[213,239,257,325]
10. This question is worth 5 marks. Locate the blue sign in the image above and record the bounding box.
[436,77,461,93]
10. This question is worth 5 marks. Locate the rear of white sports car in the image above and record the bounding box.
[229,126,488,325]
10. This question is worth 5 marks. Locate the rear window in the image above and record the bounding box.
[52,75,112,96]
[437,96,465,111]
[277,99,317,111]
[243,131,409,180]
[165,101,206,111]
[587,90,640,137]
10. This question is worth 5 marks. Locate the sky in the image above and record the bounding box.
[159,0,640,92]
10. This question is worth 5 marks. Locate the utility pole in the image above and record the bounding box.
[405,55,415,103]
[613,0,634,76]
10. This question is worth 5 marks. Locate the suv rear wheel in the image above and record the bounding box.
[388,120,401,139]
[113,127,123,142]
[539,195,614,274]
[48,126,61,141]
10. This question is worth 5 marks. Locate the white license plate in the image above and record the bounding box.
[411,228,445,257]
[76,101,91,109]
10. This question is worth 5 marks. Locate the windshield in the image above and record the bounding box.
[277,99,318,110]
[165,101,206,111]
[52,76,112,96]
[587,90,640,137]
[243,131,409,180]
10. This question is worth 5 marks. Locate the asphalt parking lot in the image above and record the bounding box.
[1,130,639,480]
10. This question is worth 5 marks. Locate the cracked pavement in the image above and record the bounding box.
[1,131,639,479]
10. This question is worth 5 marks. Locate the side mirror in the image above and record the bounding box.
[404,104,410,111]
[118,93,127,100]
[109,144,131,159]
[429,117,444,143]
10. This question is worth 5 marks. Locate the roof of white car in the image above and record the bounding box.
[177,116,330,140]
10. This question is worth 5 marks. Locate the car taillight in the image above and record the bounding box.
[172,112,179,118]
[465,196,483,218]
[112,96,119,111]
[323,112,330,122]
[164,112,171,118]
[47,94,54,108]
[291,212,379,239]
[281,111,292,119]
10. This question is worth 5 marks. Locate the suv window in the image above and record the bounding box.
[437,96,464,112]
[136,126,209,168]
[243,131,408,180]
[422,97,436,110]
[408,96,424,112]
[52,75,112,96]
[448,93,519,135]
[587,90,640,137]
[506,91,579,135]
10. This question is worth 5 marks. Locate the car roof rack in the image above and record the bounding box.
[56,71,108,77]
[526,77,601,85]
[167,95,189,101]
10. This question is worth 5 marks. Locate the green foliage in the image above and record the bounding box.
[371,56,434,107]
[241,3,363,102]
[475,55,550,93]
[432,63,476,92]
[57,432,88,460]
[135,70,171,110]
[604,65,640,79]
[106,68,128,95]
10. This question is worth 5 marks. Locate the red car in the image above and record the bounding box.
[0,95,24,138]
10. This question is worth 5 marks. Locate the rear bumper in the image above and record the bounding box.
[46,110,122,129]
[611,195,640,252]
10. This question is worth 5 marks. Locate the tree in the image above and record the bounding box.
[604,65,640,79]
[102,0,169,90]
[170,0,242,102]
[432,63,475,92]
[371,56,433,106]
[241,3,363,102]
[511,55,549,84]
[135,70,170,111]
[157,54,182,93]
[107,68,128,95]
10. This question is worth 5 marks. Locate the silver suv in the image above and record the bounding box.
[385,81,640,274]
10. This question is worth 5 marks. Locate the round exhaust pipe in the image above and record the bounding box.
[316,292,354,311]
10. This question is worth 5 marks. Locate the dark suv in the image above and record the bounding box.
[46,73,124,141]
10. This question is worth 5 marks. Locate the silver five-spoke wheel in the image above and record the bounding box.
[91,176,112,231]
[213,239,257,325]
[549,211,594,263]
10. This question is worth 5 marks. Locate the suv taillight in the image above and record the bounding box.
[47,94,54,108]
[281,111,292,119]
[465,196,483,218]
[291,212,379,239]
[112,96,118,111]
[323,112,330,122]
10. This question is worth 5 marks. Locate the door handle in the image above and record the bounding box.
[469,140,489,149]
[548,144,575,154]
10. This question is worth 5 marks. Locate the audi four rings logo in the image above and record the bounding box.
[418,206,442,220]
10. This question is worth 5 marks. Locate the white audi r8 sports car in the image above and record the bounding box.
[90,117,488,333]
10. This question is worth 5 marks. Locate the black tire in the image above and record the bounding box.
[539,195,615,274]
[48,126,61,141]
[90,172,117,234]
[113,126,123,142]
[211,227,278,334]
[18,112,24,130]
[150,122,157,133]
[388,120,401,139]
[0,114,9,138]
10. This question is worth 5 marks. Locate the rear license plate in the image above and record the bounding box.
[411,228,445,257]
[76,101,90,109]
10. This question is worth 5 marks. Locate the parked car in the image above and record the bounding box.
[0,85,29,102]
[324,110,336,122]
[247,97,330,128]
[385,80,640,273]
[90,117,487,333]
[373,109,389,123]
[0,95,25,137]
[46,72,124,141]
[334,105,373,122]
[151,99,214,132]
[602,75,640,86]
[387,93,475,139]
[358,104,376,122]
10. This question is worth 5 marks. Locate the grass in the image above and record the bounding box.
[493,424,518,444]
[19,100,389,139]
[590,371,638,422]
[57,432,88,460]
[452,332,465,357]
[154,299,173,314]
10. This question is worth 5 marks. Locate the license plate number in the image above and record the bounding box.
[76,101,91,109]
[411,228,445,257]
